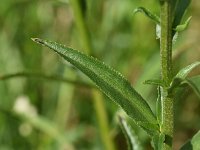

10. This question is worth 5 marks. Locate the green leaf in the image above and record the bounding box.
[172,0,191,36]
[169,62,200,92]
[138,122,159,136]
[152,133,165,150]
[134,7,160,24]
[32,38,158,133]
[184,76,200,99]
[175,62,200,79]
[180,130,200,150]
[119,116,142,150]
[174,16,192,32]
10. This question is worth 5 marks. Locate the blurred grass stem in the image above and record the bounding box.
[70,0,116,150]
[0,72,94,88]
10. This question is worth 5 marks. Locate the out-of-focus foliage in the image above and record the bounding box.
[0,0,200,150]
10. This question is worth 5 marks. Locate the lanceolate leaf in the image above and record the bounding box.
[32,38,158,133]
[169,62,200,92]
[134,7,160,24]
[180,130,200,150]
[175,61,200,79]
[119,116,142,150]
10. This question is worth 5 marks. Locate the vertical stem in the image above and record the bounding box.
[70,1,116,150]
[92,90,116,150]
[160,0,173,149]
[70,0,91,54]
[160,0,173,84]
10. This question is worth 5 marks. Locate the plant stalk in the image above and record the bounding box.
[160,0,173,149]
[70,1,116,150]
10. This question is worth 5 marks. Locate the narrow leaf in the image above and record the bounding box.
[119,116,142,150]
[172,0,191,36]
[174,16,192,32]
[175,61,200,79]
[180,130,200,150]
[134,7,160,24]
[169,62,200,92]
[32,38,158,133]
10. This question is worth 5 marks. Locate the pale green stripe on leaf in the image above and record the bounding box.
[156,86,162,127]
[32,38,158,132]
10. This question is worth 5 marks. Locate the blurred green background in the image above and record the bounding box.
[0,0,200,150]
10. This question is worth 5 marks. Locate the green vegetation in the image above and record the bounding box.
[0,0,200,149]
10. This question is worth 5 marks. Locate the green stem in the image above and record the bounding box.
[160,0,173,149]
[70,1,116,150]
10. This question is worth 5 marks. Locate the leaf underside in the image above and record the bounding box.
[32,38,158,134]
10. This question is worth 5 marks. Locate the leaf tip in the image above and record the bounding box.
[31,38,44,45]
[133,7,142,14]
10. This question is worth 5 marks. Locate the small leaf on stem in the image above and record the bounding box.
[134,7,160,24]
[174,16,192,32]
[169,62,200,92]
